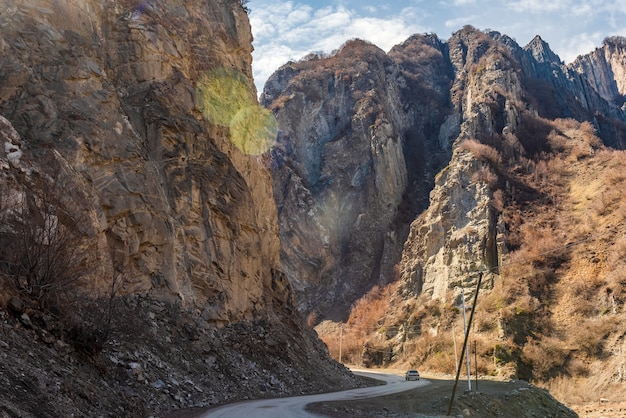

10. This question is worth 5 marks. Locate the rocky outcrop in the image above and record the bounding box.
[570,36,626,105]
[0,0,286,322]
[398,27,521,303]
[263,37,453,320]
[519,34,626,147]
[399,27,626,304]
[398,148,501,301]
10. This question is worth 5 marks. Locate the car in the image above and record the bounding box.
[405,369,420,381]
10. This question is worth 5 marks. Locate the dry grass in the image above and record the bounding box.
[471,166,499,188]
[317,282,397,365]
[521,336,568,380]
[460,138,502,167]
[330,117,626,407]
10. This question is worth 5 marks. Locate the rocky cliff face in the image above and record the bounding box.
[263,37,453,320]
[0,0,286,322]
[264,26,626,321]
[570,36,626,106]
[0,1,364,415]
[287,26,626,412]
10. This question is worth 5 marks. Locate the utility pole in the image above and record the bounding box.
[461,288,471,391]
[474,340,479,391]
[452,323,458,371]
[448,272,484,416]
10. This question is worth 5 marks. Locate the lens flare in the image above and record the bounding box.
[197,68,276,155]
[229,105,278,155]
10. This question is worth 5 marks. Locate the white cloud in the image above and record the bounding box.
[559,31,606,62]
[570,3,592,16]
[505,0,572,13]
[250,2,425,92]
[249,0,626,91]
[444,15,479,29]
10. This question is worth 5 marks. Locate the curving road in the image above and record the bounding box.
[199,370,429,418]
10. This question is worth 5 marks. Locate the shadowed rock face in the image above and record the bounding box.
[263,37,454,320]
[0,0,289,323]
[0,3,375,416]
[263,27,626,320]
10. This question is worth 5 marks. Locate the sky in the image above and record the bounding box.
[248,0,626,93]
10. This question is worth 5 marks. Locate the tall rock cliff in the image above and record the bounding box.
[263,36,453,320]
[570,36,626,106]
[0,2,363,416]
[0,0,286,322]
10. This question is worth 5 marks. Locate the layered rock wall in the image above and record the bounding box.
[570,37,626,105]
[0,0,289,323]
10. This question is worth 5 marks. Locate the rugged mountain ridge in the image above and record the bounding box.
[265,25,626,415]
[571,36,626,106]
[0,1,362,415]
[263,26,626,321]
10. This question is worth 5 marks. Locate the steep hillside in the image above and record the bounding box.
[0,1,362,415]
[0,0,279,320]
[264,25,626,415]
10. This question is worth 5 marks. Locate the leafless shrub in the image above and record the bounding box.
[66,273,127,358]
[547,129,568,153]
[521,336,568,380]
[421,336,457,374]
[490,189,505,212]
[0,168,95,312]
[320,324,367,365]
[515,112,554,157]
[590,190,621,217]
[346,283,395,332]
[306,311,318,327]
[461,138,502,167]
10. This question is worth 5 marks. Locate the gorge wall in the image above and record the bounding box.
[0,0,288,322]
[0,2,368,415]
[263,36,455,320]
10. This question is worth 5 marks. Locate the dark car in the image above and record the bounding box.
[405,369,420,381]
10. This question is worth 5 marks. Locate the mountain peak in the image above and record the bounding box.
[525,34,562,64]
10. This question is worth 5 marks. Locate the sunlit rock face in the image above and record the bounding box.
[0,0,289,322]
[570,37,626,106]
[399,28,626,304]
[263,37,454,320]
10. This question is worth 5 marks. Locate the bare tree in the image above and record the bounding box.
[0,167,95,312]
[66,272,127,358]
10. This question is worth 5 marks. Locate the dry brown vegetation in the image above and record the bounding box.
[460,138,502,169]
[0,160,126,358]
[317,117,626,415]
[316,283,398,365]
